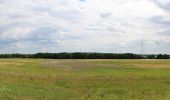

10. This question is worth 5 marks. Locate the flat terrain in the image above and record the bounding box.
[0,59,170,100]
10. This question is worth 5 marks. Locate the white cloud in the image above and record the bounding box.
[0,0,170,54]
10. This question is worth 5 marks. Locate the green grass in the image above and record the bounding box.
[0,59,170,100]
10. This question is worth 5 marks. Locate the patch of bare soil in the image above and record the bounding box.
[41,60,115,70]
[132,64,170,68]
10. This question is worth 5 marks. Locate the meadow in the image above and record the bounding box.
[0,59,170,100]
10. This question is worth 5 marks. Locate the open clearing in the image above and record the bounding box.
[0,59,170,100]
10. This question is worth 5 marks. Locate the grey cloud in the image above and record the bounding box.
[157,30,170,36]
[0,25,8,33]
[79,0,86,2]
[100,12,112,19]
[32,5,84,23]
[28,26,61,41]
[0,0,7,3]
[153,0,170,11]
[150,16,170,27]
[52,10,84,23]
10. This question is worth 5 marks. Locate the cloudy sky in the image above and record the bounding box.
[0,0,170,54]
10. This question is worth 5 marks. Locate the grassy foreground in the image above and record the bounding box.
[0,59,170,100]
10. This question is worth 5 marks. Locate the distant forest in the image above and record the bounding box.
[0,53,169,59]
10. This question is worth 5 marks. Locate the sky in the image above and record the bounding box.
[0,0,170,54]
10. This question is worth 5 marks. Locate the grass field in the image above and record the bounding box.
[0,59,170,100]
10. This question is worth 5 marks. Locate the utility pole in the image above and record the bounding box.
[141,41,144,55]
[141,41,144,58]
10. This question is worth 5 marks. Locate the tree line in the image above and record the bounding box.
[0,53,169,59]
